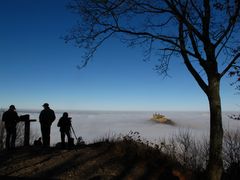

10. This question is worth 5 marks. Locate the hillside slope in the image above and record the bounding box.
[0,141,190,180]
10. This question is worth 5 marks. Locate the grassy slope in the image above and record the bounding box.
[0,139,191,180]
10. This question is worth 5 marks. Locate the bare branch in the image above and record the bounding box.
[190,0,203,18]
[66,0,240,83]
[188,28,206,63]
[164,0,204,42]
[114,27,180,47]
[214,1,240,48]
[220,53,240,78]
[178,20,208,94]
[78,31,115,69]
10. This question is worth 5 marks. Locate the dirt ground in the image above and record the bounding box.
[0,142,187,180]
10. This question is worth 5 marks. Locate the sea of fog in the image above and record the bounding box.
[17,110,240,146]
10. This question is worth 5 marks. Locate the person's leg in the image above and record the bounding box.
[66,130,71,147]
[11,127,16,149]
[41,125,49,147]
[40,124,44,144]
[61,131,65,148]
[46,126,51,147]
[5,129,10,150]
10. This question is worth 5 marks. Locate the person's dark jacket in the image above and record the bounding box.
[39,108,55,127]
[57,117,71,132]
[2,110,19,129]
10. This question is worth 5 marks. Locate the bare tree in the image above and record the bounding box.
[64,1,240,179]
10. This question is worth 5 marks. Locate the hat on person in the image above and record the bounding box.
[9,105,16,110]
[42,103,49,107]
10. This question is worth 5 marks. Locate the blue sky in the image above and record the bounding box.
[0,0,239,111]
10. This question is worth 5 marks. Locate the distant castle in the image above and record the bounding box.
[150,113,175,126]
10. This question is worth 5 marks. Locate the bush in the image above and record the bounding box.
[158,129,208,172]
[223,129,240,169]
[157,129,240,179]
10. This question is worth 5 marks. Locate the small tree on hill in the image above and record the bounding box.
[64,1,240,180]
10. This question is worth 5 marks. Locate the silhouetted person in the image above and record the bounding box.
[2,105,20,150]
[39,103,55,147]
[57,112,72,148]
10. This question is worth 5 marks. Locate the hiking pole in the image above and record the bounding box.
[70,125,78,141]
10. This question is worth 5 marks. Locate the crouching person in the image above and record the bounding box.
[57,112,72,148]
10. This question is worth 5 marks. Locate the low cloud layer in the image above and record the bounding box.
[22,111,240,145]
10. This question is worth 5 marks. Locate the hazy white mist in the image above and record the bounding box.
[18,111,240,145]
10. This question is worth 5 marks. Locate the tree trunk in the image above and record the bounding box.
[207,76,223,180]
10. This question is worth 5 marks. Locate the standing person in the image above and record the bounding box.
[2,105,20,150]
[39,103,55,147]
[57,112,72,148]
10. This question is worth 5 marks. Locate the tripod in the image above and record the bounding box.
[70,125,78,141]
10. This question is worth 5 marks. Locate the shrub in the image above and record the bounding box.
[157,129,240,179]
[158,129,208,172]
[223,129,240,169]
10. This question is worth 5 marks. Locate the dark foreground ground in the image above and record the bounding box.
[0,139,192,180]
